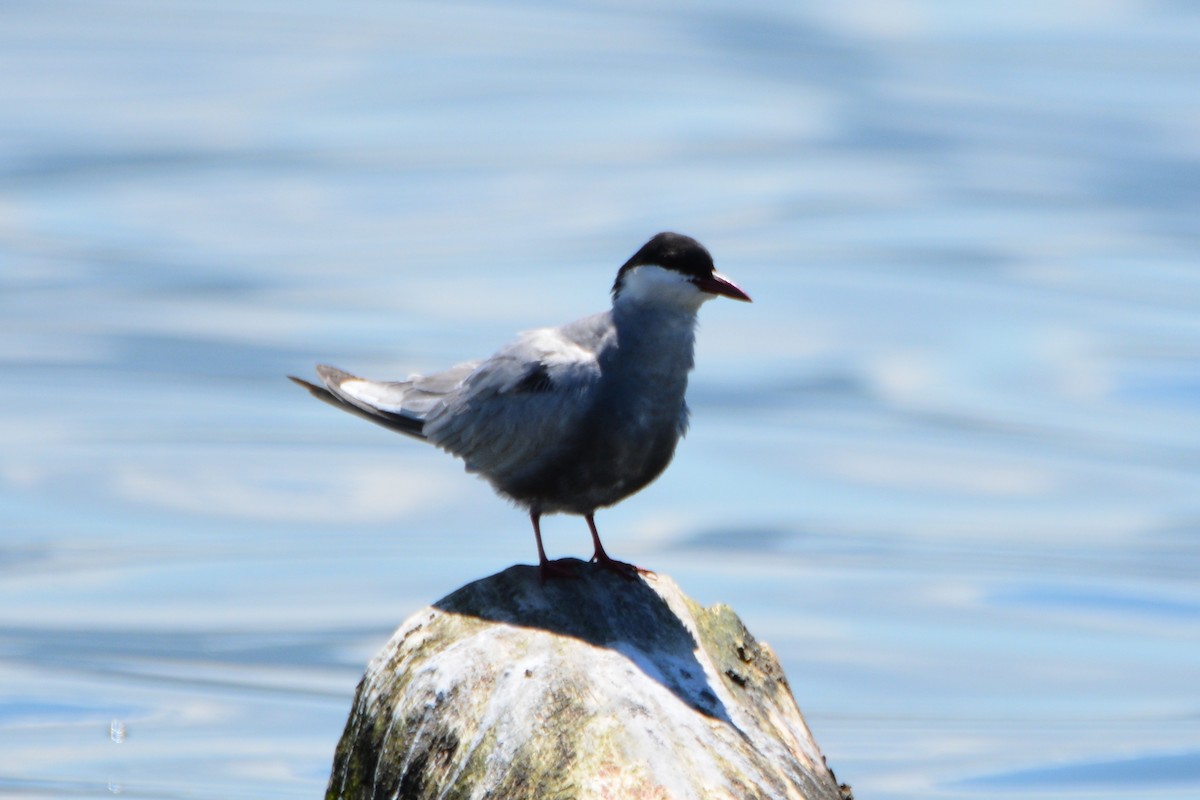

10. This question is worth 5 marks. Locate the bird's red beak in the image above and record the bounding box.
[694,271,752,302]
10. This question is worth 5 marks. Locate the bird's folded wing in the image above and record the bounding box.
[423,327,603,476]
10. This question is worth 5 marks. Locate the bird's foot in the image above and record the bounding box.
[590,552,652,581]
[538,558,579,583]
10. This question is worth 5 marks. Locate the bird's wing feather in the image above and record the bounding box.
[313,361,480,410]
[424,326,606,476]
[290,370,427,439]
[295,315,610,476]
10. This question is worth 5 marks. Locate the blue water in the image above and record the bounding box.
[2,2,1198,798]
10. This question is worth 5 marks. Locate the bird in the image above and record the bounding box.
[289,232,751,580]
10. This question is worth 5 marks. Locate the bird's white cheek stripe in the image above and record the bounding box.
[619,265,707,308]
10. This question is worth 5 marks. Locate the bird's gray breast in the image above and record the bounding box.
[496,308,696,514]
[499,382,686,514]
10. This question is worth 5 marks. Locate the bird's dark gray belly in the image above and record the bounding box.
[492,413,681,515]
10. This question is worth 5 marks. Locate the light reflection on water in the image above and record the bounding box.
[2,1,1198,798]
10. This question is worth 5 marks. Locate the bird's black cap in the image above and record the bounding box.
[612,232,716,297]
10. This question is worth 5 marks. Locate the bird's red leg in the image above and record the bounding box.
[532,511,575,582]
[586,513,648,579]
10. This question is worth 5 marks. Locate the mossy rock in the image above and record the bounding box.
[327,561,850,800]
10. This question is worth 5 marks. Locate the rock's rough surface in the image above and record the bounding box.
[327,561,850,800]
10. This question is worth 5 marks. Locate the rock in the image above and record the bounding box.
[326,560,851,800]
